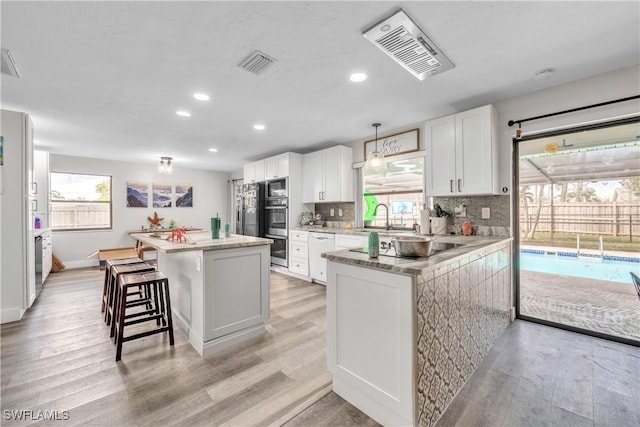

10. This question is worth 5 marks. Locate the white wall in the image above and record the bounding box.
[346,64,640,197]
[50,154,231,268]
[494,64,640,195]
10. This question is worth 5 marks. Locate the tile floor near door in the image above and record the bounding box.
[1,268,638,426]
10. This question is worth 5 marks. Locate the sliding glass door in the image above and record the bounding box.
[515,121,640,345]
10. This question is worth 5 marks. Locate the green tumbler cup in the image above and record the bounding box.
[211,217,221,239]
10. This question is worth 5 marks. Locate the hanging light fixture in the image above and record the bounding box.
[158,156,173,174]
[364,122,387,173]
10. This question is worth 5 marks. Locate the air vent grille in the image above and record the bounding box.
[363,10,454,80]
[1,48,20,78]
[239,50,276,75]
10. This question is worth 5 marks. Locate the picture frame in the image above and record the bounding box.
[152,182,172,208]
[364,128,419,160]
[126,181,148,207]
[175,184,193,207]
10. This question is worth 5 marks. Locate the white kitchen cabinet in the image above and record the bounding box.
[40,229,53,283]
[1,109,36,323]
[288,229,309,277]
[264,153,290,180]
[243,159,265,183]
[302,145,353,203]
[425,104,499,196]
[334,233,368,250]
[33,150,50,229]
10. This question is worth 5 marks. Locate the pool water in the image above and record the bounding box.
[520,252,640,283]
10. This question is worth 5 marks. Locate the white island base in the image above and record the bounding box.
[156,242,270,356]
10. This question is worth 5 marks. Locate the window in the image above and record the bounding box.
[363,156,424,230]
[50,172,112,231]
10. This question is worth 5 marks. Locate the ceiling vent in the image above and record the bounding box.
[1,48,21,78]
[238,50,276,75]
[363,9,454,80]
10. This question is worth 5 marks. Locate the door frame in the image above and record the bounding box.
[512,116,640,347]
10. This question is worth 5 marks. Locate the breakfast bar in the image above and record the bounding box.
[324,235,513,427]
[130,231,272,356]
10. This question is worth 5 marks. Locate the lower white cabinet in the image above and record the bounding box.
[335,234,368,250]
[41,230,52,283]
[289,230,309,276]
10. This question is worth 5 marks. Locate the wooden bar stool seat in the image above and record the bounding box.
[105,263,156,334]
[114,271,175,361]
[101,257,143,313]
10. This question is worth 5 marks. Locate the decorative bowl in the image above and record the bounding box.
[391,235,433,257]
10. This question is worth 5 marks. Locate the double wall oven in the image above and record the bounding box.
[264,178,288,267]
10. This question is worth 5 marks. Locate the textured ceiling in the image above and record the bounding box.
[1,1,639,172]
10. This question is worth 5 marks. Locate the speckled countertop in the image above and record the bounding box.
[323,235,512,277]
[131,230,272,253]
[290,226,413,237]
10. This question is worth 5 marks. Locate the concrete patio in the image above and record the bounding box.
[520,269,640,342]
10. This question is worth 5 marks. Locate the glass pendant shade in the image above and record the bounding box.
[364,122,387,173]
[159,156,173,174]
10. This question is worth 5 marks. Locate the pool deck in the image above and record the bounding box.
[520,269,640,342]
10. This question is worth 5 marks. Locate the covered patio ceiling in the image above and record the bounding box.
[519,121,640,185]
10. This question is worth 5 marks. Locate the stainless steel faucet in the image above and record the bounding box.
[373,203,391,230]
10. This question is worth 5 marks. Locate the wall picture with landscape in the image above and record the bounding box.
[175,184,193,207]
[126,181,148,207]
[152,182,172,208]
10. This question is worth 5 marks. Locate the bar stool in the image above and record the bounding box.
[114,271,175,361]
[105,263,156,335]
[101,257,143,313]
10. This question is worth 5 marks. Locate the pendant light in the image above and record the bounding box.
[365,122,387,173]
[158,156,173,175]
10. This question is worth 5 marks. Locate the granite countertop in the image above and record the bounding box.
[131,230,272,253]
[290,226,414,237]
[34,228,51,237]
[323,235,513,276]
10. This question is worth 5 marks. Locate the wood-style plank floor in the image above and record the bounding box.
[0,268,371,426]
[3,267,639,426]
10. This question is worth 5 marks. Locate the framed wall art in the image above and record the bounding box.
[175,184,193,207]
[126,181,148,207]
[152,182,172,208]
[364,128,419,160]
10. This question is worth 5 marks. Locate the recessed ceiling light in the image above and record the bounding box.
[193,93,210,101]
[208,148,219,152]
[253,124,266,130]
[176,110,191,117]
[349,73,368,83]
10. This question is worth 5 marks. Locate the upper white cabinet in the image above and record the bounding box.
[264,153,290,180]
[302,145,353,203]
[243,159,265,183]
[33,150,50,229]
[425,104,499,197]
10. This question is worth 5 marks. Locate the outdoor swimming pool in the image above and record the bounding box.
[520,250,640,283]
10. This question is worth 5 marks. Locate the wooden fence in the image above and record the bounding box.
[519,202,640,237]
[51,203,111,230]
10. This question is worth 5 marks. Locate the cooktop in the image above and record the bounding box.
[348,241,461,260]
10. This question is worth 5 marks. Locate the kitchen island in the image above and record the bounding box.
[130,231,272,356]
[324,235,512,427]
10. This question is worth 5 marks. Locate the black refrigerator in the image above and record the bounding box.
[241,182,265,237]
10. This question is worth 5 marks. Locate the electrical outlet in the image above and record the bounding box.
[454,205,466,217]
[330,208,335,216]
[482,207,491,219]
[338,208,343,217]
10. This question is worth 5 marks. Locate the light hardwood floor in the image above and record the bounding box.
[0,268,367,426]
[2,267,639,426]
